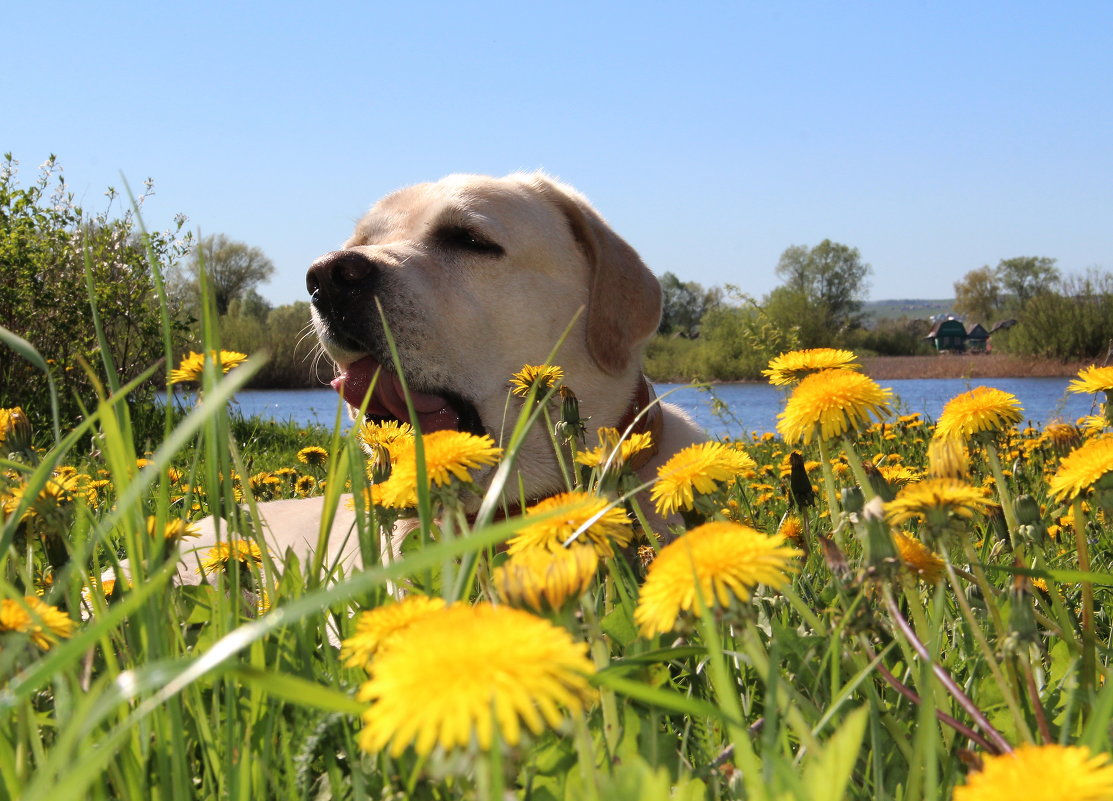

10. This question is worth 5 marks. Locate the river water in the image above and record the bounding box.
[209,377,1098,439]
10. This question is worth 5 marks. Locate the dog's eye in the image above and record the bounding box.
[435,225,504,257]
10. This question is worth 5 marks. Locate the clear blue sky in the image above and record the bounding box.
[5,1,1111,307]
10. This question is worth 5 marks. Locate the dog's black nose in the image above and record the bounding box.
[306,250,378,298]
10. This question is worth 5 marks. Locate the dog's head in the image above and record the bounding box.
[307,172,661,497]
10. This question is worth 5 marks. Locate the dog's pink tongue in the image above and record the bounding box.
[331,356,460,432]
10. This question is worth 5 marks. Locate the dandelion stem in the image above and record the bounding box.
[816,435,841,528]
[941,558,1032,743]
[882,586,1013,754]
[1072,496,1096,709]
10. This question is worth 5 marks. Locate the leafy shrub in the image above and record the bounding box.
[0,154,192,435]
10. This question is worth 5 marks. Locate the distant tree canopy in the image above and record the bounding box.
[765,240,872,348]
[953,256,1060,324]
[187,233,275,315]
[658,272,722,338]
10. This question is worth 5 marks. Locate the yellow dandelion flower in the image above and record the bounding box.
[373,430,503,508]
[934,387,1024,441]
[649,441,756,516]
[296,446,329,466]
[340,596,447,671]
[634,522,801,637]
[762,348,861,386]
[295,475,317,496]
[146,516,200,541]
[507,491,633,558]
[1041,422,1082,453]
[356,603,594,756]
[198,540,264,575]
[509,364,564,397]
[0,596,75,650]
[954,743,1113,801]
[777,515,805,544]
[878,464,922,488]
[1048,436,1113,503]
[494,544,599,613]
[0,407,32,450]
[885,478,993,528]
[357,419,414,455]
[168,350,248,385]
[892,532,946,584]
[575,427,654,470]
[776,369,893,444]
[1068,365,1113,397]
[928,436,970,480]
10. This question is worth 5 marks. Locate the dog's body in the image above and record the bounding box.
[177,173,704,582]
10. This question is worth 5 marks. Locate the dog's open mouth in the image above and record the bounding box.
[331,355,484,435]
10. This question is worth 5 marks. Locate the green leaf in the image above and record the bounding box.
[802,706,869,801]
[227,666,365,715]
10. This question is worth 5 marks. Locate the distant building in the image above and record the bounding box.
[925,317,968,351]
[965,323,990,353]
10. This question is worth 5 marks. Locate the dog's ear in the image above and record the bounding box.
[530,176,662,375]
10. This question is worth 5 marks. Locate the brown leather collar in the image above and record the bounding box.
[615,374,663,473]
[470,374,663,523]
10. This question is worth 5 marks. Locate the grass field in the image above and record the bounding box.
[2,306,1112,799]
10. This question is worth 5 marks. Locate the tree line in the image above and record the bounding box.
[4,155,1112,436]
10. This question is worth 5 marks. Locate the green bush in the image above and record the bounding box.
[0,154,191,435]
[998,270,1113,361]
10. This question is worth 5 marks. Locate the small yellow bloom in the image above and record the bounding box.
[372,430,502,508]
[494,544,599,613]
[634,522,801,637]
[934,386,1023,441]
[762,348,860,386]
[357,419,414,455]
[892,532,946,584]
[168,350,248,385]
[1068,365,1113,396]
[575,427,654,470]
[146,515,200,541]
[0,596,75,650]
[1048,436,1113,503]
[953,743,1113,801]
[296,446,329,466]
[885,478,993,529]
[198,540,264,575]
[507,491,633,557]
[509,364,564,397]
[776,369,893,444]
[341,596,447,670]
[356,603,594,756]
[650,441,756,516]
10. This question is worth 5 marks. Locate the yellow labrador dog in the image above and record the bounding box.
[177,173,704,581]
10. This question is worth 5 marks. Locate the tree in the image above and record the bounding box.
[657,272,722,337]
[189,233,275,315]
[995,256,1059,307]
[953,265,1002,324]
[767,239,871,347]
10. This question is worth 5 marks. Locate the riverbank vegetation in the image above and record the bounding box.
[4,158,1113,799]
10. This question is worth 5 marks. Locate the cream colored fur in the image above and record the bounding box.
[175,173,705,584]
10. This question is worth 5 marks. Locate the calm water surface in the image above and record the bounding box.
[214,376,1097,439]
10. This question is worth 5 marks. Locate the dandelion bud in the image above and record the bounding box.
[857,496,900,581]
[1006,571,1038,649]
[556,386,586,443]
[841,486,865,515]
[1,407,33,455]
[788,451,815,509]
[368,443,393,484]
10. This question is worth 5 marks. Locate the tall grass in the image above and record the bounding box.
[1,249,1111,800]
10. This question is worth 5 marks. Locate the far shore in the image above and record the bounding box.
[651,353,1096,386]
[859,353,1093,380]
